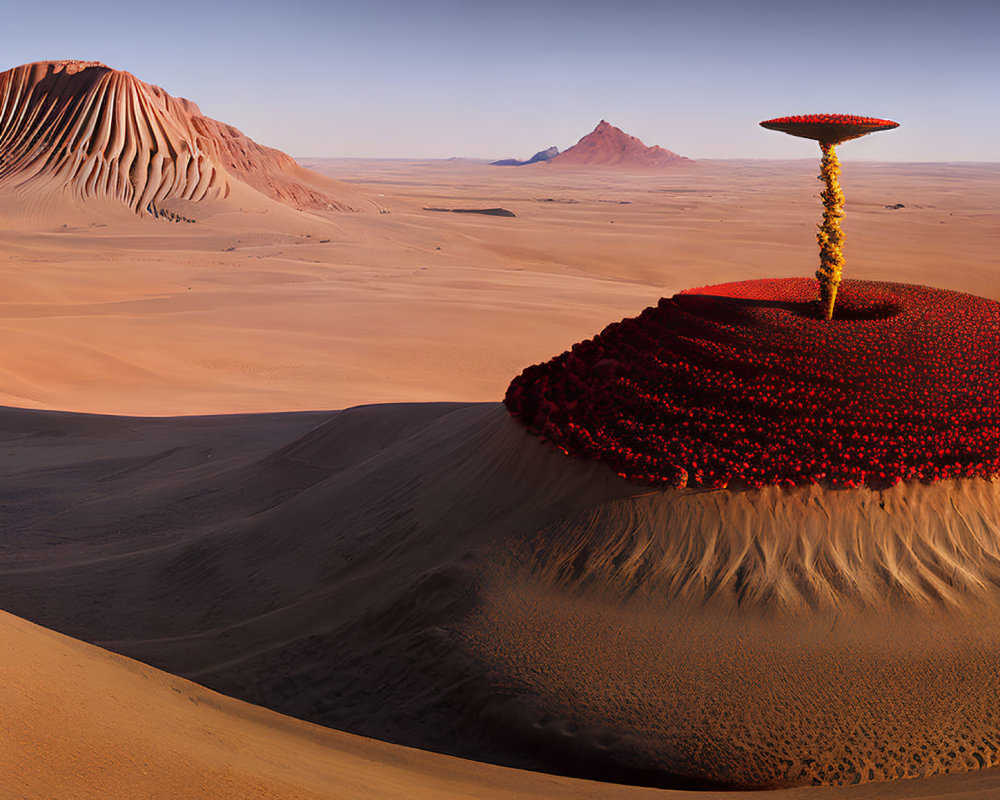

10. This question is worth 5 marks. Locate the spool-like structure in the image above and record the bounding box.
[760,114,899,319]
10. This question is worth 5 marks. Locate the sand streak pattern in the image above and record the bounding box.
[4,402,1000,788]
[0,60,352,213]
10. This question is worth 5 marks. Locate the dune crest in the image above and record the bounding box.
[0,60,354,214]
[5,402,1000,789]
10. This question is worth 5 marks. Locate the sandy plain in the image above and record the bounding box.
[2,157,997,416]
[3,156,1000,799]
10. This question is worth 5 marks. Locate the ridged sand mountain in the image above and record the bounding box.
[0,60,353,214]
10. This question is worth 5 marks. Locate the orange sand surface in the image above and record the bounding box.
[5,401,1000,794]
[7,605,1000,800]
[3,156,1000,798]
[1,158,997,415]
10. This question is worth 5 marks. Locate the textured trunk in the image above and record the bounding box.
[816,142,846,319]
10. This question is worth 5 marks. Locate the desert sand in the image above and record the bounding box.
[5,60,1000,799]
[9,609,1000,800]
[5,399,1000,793]
[2,155,997,415]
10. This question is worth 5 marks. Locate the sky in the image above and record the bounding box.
[1,0,997,161]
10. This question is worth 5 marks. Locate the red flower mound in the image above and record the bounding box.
[505,279,1000,490]
[760,114,899,144]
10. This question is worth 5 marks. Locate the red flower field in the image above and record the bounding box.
[505,279,1000,490]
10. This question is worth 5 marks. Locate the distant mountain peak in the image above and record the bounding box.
[491,145,560,167]
[550,120,690,168]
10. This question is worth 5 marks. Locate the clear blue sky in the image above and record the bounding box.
[2,0,996,161]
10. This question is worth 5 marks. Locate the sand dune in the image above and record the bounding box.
[2,127,1000,796]
[1,607,658,800]
[11,608,1000,800]
[0,61,364,217]
[4,399,1000,788]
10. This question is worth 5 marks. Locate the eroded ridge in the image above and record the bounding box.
[511,479,1000,612]
[0,60,349,213]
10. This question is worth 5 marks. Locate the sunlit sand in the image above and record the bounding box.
[3,61,1000,799]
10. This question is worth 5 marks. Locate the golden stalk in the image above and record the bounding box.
[816,142,846,320]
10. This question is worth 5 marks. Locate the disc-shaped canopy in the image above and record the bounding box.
[760,114,899,145]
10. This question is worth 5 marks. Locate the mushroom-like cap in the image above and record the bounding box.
[760,114,899,145]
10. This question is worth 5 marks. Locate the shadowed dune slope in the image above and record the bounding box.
[3,402,1000,789]
[1,608,660,800]
[0,60,360,214]
[11,610,1000,800]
